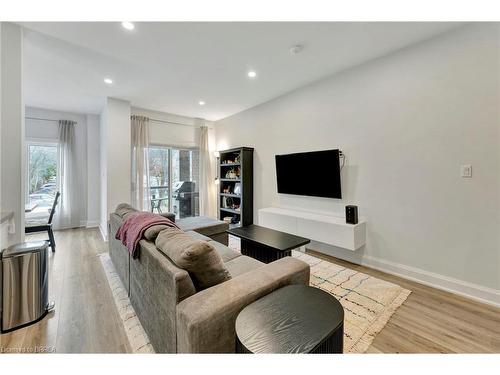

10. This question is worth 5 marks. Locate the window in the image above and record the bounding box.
[26,142,58,223]
[148,146,199,219]
[148,147,170,213]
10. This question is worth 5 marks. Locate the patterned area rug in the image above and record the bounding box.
[99,248,410,353]
[292,250,411,353]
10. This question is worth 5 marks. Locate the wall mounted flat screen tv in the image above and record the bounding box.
[275,149,342,199]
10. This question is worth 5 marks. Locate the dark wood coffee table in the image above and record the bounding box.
[226,224,310,263]
[236,285,344,353]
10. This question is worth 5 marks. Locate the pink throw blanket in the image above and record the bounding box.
[115,211,179,258]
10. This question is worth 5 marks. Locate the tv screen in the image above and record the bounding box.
[275,149,342,199]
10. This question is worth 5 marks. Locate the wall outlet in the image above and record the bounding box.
[461,164,472,178]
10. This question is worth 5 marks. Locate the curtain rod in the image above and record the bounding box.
[149,118,199,128]
[27,116,200,128]
[25,116,59,122]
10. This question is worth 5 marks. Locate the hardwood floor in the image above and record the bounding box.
[1,227,498,353]
[0,228,130,353]
[308,249,500,353]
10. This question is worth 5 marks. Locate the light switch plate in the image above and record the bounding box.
[461,164,472,178]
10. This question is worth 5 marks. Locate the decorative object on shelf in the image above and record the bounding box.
[225,168,238,179]
[231,215,239,224]
[222,186,232,194]
[233,183,242,195]
[223,197,234,209]
[345,205,358,225]
[221,155,242,164]
[223,217,232,224]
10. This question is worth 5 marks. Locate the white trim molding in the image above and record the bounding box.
[99,223,108,242]
[310,243,500,308]
[359,255,500,308]
[86,220,100,228]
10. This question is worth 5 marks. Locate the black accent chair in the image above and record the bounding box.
[25,191,60,252]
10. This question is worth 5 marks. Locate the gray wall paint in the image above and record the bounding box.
[1,23,24,245]
[215,24,500,292]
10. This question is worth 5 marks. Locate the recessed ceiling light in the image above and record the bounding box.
[290,44,304,55]
[199,100,206,106]
[247,71,257,78]
[121,22,135,30]
[104,78,113,84]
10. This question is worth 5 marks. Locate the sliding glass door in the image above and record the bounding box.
[148,146,199,219]
[148,146,170,213]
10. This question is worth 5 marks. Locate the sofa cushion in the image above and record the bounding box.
[115,203,138,219]
[207,240,241,263]
[155,227,231,291]
[177,216,229,237]
[185,230,212,242]
[144,224,170,241]
[185,231,240,262]
[224,255,264,278]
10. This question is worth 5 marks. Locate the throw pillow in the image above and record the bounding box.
[144,224,169,241]
[155,227,231,290]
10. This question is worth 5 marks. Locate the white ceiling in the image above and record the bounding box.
[21,22,464,121]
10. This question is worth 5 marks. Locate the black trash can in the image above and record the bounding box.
[0,241,54,333]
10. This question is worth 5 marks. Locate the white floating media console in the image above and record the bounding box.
[258,207,366,251]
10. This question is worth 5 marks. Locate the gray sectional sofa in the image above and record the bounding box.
[108,208,310,353]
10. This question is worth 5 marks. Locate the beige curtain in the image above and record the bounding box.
[57,120,81,229]
[131,115,150,211]
[199,124,216,218]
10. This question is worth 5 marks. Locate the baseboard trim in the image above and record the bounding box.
[310,245,500,308]
[86,220,100,228]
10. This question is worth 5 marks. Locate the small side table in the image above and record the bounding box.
[235,285,344,353]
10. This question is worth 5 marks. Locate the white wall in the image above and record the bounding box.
[99,105,107,239]
[99,97,131,239]
[1,23,24,245]
[25,106,101,228]
[215,24,500,305]
[86,114,100,227]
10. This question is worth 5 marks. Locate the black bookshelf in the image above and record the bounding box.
[218,147,254,228]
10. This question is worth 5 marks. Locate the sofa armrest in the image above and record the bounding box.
[159,212,176,222]
[176,256,310,353]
